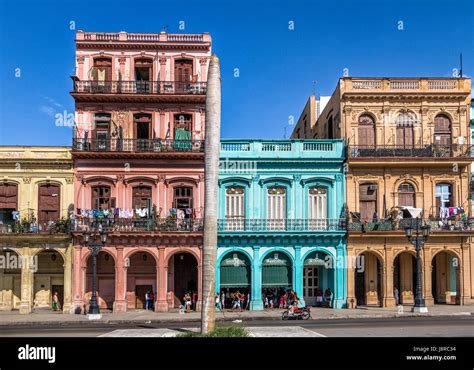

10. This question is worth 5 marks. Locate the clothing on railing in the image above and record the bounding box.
[12,211,20,220]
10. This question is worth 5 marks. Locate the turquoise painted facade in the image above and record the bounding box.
[217,140,347,309]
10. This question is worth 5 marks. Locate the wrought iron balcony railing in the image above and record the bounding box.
[0,220,71,235]
[72,80,207,95]
[349,144,473,158]
[217,218,346,232]
[72,217,203,233]
[72,138,204,153]
[348,218,474,232]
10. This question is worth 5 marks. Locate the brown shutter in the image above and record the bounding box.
[0,183,18,209]
[38,184,60,224]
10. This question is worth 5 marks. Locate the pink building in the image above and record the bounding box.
[70,30,211,313]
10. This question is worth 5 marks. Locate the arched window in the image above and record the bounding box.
[434,114,452,146]
[396,113,415,148]
[398,183,415,207]
[267,187,286,230]
[358,115,375,148]
[225,186,245,230]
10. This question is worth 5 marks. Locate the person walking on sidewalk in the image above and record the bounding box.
[52,292,61,312]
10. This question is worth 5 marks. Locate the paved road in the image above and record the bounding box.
[0,316,472,337]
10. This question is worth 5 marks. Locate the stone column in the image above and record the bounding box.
[423,247,434,306]
[113,247,127,313]
[461,243,471,304]
[72,245,84,313]
[155,247,168,312]
[346,247,357,309]
[250,246,263,310]
[62,244,73,313]
[19,248,33,314]
[384,249,396,307]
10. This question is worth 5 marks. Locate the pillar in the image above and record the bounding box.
[72,245,84,313]
[250,246,263,310]
[155,247,168,312]
[113,247,127,313]
[346,248,357,309]
[423,248,434,306]
[294,246,304,306]
[62,245,73,313]
[461,243,471,304]
[19,248,33,314]
[334,243,347,309]
[384,250,396,307]
[197,258,203,312]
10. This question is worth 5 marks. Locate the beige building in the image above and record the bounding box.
[293,77,474,307]
[0,146,74,313]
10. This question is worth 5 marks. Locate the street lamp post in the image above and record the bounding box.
[404,217,430,313]
[82,227,108,320]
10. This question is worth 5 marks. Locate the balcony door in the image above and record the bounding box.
[92,186,114,210]
[38,184,60,226]
[174,59,193,93]
[359,183,377,221]
[225,186,245,230]
[0,183,18,223]
[134,114,151,151]
[93,113,111,151]
[267,187,286,230]
[398,183,415,207]
[358,115,375,148]
[308,187,327,229]
[396,113,414,149]
[434,114,452,156]
[92,58,112,92]
[134,58,153,93]
[173,187,193,219]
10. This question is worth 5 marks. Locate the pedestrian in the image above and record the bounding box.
[52,292,61,312]
[145,291,150,310]
[215,294,221,311]
[149,291,155,311]
[316,288,323,307]
[240,292,245,309]
[394,287,399,305]
[221,291,225,310]
[184,292,192,312]
[246,292,251,310]
[324,288,332,308]
[192,291,197,311]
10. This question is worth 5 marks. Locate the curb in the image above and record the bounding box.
[0,312,471,328]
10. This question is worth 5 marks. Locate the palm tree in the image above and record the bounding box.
[201,55,221,334]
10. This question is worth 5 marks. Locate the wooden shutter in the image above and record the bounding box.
[358,115,375,147]
[38,184,60,224]
[0,183,18,209]
[132,186,152,208]
[359,184,377,220]
[94,58,112,81]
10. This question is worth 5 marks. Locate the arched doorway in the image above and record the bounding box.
[261,251,292,308]
[0,249,21,310]
[86,251,115,310]
[167,252,198,309]
[126,252,157,310]
[432,251,460,305]
[358,114,375,148]
[393,252,416,305]
[219,252,251,309]
[355,252,383,306]
[34,250,64,309]
[303,251,334,307]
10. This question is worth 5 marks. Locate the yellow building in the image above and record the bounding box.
[293,77,474,307]
[0,146,74,313]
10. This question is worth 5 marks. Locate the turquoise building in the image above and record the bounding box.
[217,140,347,309]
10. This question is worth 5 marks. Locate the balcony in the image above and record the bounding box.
[0,220,71,235]
[72,80,207,95]
[72,217,203,233]
[343,78,470,94]
[220,140,345,160]
[349,144,473,159]
[72,138,204,156]
[348,218,474,233]
[217,218,346,232]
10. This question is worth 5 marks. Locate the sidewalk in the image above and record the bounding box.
[0,305,472,327]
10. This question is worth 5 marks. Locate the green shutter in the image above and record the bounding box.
[220,253,251,287]
[262,253,292,287]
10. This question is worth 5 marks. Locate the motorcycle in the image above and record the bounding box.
[281,306,311,320]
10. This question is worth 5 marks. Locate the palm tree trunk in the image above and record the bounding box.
[201,55,221,334]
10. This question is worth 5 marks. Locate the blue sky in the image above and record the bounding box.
[0,0,472,145]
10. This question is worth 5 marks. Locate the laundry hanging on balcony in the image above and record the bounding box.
[397,206,423,219]
[173,128,192,151]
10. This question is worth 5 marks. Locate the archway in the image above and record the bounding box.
[393,252,416,305]
[355,251,383,306]
[219,251,251,309]
[167,252,198,309]
[432,251,460,305]
[303,251,334,307]
[86,251,115,310]
[261,251,292,308]
[0,249,21,310]
[34,250,64,309]
[126,251,156,310]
